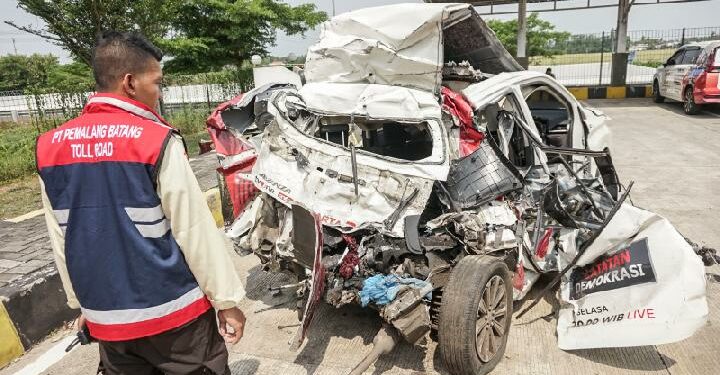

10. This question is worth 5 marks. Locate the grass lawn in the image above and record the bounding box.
[181,131,208,158]
[167,108,212,157]
[530,48,675,67]
[0,120,52,219]
[0,175,42,220]
[0,131,208,220]
[0,108,211,219]
[0,121,43,184]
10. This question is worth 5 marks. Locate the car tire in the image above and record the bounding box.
[653,81,664,103]
[683,86,700,115]
[439,255,512,375]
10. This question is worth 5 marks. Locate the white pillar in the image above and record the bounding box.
[615,0,630,53]
[611,0,631,85]
[517,0,527,59]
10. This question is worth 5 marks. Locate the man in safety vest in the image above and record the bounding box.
[36,31,246,374]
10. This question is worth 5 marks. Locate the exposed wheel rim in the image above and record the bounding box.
[475,275,507,363]
[685,90,694,112]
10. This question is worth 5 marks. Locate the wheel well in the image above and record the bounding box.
[684,84,694,95]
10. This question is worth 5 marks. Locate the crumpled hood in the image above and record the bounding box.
[304,3,522,93]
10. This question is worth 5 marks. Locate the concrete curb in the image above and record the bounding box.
[0,265,77,367]
[0,300,23,367]
[0,188,224,369]
[566,85,652,100]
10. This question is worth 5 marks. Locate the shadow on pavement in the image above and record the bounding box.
[512,273,561,325]
[654,102,720,119]
[239,256,434,374]
[243,264,299,314]
[585,98,720,118]
[371,339,428,375]
[229,357,260,374]
[569,346,675,372]
[293,304,376,373]
[293,303,429,374]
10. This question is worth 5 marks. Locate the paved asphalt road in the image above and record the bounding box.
[1,99,719,375]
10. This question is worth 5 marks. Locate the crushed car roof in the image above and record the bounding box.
[304,2,522,94]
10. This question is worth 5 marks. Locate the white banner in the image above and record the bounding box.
[557,204,708,349]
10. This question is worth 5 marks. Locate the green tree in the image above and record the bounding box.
[7,0,326,74]
[159,0,326,73]
[6,0,175,65]
[487,13,570,57]
[46,62,94,92]
[0,54,59,92]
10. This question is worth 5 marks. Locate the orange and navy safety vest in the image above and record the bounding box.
[36,93,211,341]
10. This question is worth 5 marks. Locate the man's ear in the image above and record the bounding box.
[121,73,136,97]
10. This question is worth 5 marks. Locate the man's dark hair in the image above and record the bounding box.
[92,31,163,91]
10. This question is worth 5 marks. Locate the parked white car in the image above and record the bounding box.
[653,40,720,114]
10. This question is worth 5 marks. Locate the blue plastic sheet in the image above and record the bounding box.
[359,274,431,307]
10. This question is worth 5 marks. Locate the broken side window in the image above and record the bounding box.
[522,85,572,148]
[313,119,434,161]
[680,47,701,65]
[478,94,535,169]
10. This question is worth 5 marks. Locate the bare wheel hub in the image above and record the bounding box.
[475,275,507,363]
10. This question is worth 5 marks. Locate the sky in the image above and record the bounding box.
[0,0,718,61]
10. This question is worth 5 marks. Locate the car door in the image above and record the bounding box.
[655,60,667,96]
[663,48,685,100]
[657,49,681,96]
[677,47,702,96]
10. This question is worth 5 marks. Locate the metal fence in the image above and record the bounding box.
[0,90,89,124]
[0,71,254,126]
[529,26,720,86]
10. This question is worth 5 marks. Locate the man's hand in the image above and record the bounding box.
[76,314,87,331]
[217,307,246,344]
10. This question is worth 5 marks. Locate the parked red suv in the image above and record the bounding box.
[654,40,720,114]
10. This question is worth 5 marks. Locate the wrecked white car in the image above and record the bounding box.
[206,4,708,375]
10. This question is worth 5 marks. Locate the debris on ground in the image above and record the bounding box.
[686,237,720,266]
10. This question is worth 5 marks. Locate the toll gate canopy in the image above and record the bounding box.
[425,0,710,15]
